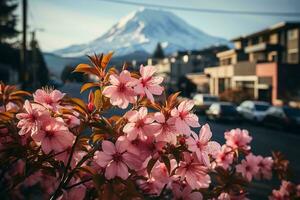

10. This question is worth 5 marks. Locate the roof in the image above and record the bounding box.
[231,21,300,42]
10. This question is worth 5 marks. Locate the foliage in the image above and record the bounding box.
[152,42,165,59]
[0,0,18,43]
[219,88,253,104]
[0,53,299,200]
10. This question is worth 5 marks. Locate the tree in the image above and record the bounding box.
[177,75,197,97]
[61,65,87,83]
[152,42,165,59]
[0,0,18,43]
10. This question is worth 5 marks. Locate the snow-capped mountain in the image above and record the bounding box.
[53,8,228,58]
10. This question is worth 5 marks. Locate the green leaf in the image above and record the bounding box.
[161,155,171,175]
[147,158,158,176]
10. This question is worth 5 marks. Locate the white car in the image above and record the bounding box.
[237,100,271,122]
[193,94,219,113]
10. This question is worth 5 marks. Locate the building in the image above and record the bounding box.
[205,22,300,104]
[169,45,228,90]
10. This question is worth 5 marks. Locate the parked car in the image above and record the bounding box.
[237,100,270,122]
[206,102,240,122]
[193,94,219,113]
[263,106,300,131]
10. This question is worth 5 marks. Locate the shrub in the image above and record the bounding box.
[0,53,298,200]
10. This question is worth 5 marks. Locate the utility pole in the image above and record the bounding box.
[30,31,38,89]
[20,0,28,89]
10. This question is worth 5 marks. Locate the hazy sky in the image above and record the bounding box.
[16,0,300,52]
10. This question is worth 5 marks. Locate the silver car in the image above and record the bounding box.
[237,100,270,122]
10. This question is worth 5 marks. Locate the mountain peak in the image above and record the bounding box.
[53,8,228,58]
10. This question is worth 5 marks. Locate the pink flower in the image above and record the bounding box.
[134,65,164,102]
[170,100,200,135]
[153,112,177,144]
[236,153,260,181]
[33,89,65,110]
[103,70,136,109]
[55,149,87,168]
[138,159,176,195]
[225,128,252,151]
[60,179,86,200]
[215,145,234,170]
[172,182,203,200]
[94,138,142,180]
[31,117,75,154]
[176,152,210,189]
[16,100,43,136]
[186,124,221,166]
[217,192,231,200]
[255,156,273,180]
[123,107,160,141]
[269,180,294,200]
[137,177,163,195]
[63,113,80,129]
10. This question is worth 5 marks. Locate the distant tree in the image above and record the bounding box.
[61,65,87,83]
[0,0,18,43]
[219,88,253,104]
[177,76,197,98]
[152,42,165,59]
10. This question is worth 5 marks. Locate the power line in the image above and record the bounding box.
[97,0,300,17]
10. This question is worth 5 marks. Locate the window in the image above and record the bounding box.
[287,52,299,63]
[221,58,232,65]
[269,33,278,44]
[288,29,298,40]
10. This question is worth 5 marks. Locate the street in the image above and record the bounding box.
[198,115,300,176]
[62,84,300,198]
[198,115,300,199]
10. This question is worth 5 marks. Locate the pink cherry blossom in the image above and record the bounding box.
[102,70,136,109]
[186,124,221,166]
[137,177,163,195]
[60,179,86,200]
[63,113,80,129]
[94,138,142,180]
[215,145,234,170]
[255,156,273,180]
[217,192,231,200]
[153,112,177,144]
[225,128,252,151]
[117,135,162,161]
[269,180,294,200]
[176,152,210,189]
[55,149,87,168]
[123,107,160,141]
[33,89,65,110]
[134,65,164,102]
[31,117,75,154]
[172,182,203,200]
[170,100,200,135]
[16,100,43,136]
[236,153,260,181]
[138,159,176,195]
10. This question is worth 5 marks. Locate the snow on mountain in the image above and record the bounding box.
[53,8,229,58]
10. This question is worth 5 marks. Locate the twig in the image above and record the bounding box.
[64,177,93,190]
[50,134,80,200]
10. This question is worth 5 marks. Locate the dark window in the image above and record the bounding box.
[284,108,300,117]
[255,104,270,111]
[221,105,237,113]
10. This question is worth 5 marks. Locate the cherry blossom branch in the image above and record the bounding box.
[50,133,80,200]
[64,177,93,190]
[62,144,99,188]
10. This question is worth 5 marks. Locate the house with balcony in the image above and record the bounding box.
[169,45,228,92]
[205,22,300,105]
